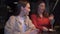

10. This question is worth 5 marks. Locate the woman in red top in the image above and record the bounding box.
[30,1,54,33]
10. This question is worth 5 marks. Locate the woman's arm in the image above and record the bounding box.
[4,16,15,34]
[49,14,55,28]
[25,16,39,34]
[49,14,55,31]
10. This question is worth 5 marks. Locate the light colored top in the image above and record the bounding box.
[19,16,26,33]
[4,15,38,34]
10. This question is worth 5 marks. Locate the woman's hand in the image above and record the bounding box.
[49,29,55,32]
[49,14,54,20]
[43,27,48,31]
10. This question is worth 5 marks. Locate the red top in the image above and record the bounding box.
[31,14,51,31]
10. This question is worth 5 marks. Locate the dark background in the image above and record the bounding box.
[0,0,60,34]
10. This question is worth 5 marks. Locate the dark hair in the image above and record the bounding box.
[35,1,49,18]
[13,1,29,16]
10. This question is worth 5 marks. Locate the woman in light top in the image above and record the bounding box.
[4,1,38,34]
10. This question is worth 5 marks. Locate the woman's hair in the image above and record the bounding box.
[35,1,49,18]
[13,1,29,16]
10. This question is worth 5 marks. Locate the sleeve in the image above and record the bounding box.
[27,16,36,30]
[28,19,36,30]
[50,19,55,28]
[4,16,15,34]
[25,16,39,34]
[30,14,43,30]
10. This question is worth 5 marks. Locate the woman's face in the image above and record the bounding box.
[22,3,30,16]
[38,2,45,13]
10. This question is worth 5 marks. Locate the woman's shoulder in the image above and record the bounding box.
[9,15,16,20]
